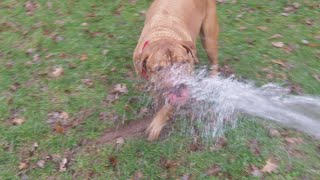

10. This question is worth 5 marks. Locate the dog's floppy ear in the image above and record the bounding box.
[181,41,199,64]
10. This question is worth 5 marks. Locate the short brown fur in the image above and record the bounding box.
[133,0,219,140]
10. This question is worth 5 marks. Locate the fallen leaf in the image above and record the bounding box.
[5,61,14,69]
[313,74,320,82]
[12,117,26,125]
[19,162,29,170]
[59,158,68,172]
[210,137,228,151]
[54,122,65,133]
[285,137,304,144]
[272,42,285,48]
[302,40,309,45]
[81,22,88,26]
[102,49,109,55]
[108,156,117,169]
[283,6,296,13]
[80,53,88,61]
[270,34,283,39]
[288,83,303,94]
[189,143,203,152]
[282,44,297,54]
[111,67,117,72]
[239,26,247,31]
[24,1,38,15]
[272,60,287,67]
[116,137,125,145]
[292,3,301,9]
[47,111,69,125]
[271,59,293,69]
[112,84,128,94]
[161,158,178,174]
[29,142,39,156]
[305,18,314,26]
[268,129,281,137]
[261,158,278,173]
[36,160,45,168]
[9,82,21,92]
[138,107,149,117]
[32,54,40,62]
[180,174,191,180]
[281,12,289,16]
[51,67,64,77]
[257,26,268,31]
[205,164,221,176]
[81,78,94,87]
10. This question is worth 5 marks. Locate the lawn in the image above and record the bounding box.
[0,0,320,179]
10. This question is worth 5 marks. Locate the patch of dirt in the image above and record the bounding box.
[96,118,150,144]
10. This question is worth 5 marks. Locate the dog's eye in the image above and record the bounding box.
[155,66,163,72]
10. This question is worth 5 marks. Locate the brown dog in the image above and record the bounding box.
[133,0,219,140]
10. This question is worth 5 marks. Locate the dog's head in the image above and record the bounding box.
[134,39,198,105]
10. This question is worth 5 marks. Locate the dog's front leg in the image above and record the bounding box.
[146,103,174,141]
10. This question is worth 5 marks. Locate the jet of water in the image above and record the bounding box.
[167,67,320,139]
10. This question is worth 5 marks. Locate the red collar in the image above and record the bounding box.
[140,41,150,80]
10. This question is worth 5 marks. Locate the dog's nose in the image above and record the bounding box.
[172,83,187,97]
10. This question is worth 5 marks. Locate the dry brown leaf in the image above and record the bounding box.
[36,160,45,168]
[24,1,38,15]
[54,122,65,133]
[285,137,304,144]
[257,26,268,31]
[261,159,278,173]
[51,67,64,77]
[239,26,247,31]
[59,158,68,172]
[116,137,125,145]
[282,44,297,54]
[270,34,283,39]
[271,60,287,67]
[81,78,94,87]
[80,53,88,61]
[108,156,117,169]
[268,129,281,137]
[205,164,221,176]
[210,137,228,151]
[305,18,314,26]
[313,74,320,82]
[289,84,303,94]
[9,82,21,92]
[272,42,285,48]
[12,118,26,125]
[112,84,128,94]
[19,162,29,170]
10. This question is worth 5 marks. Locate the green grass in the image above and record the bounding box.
[1,0,320,179]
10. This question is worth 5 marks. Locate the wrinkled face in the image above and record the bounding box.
[134,40,198,105]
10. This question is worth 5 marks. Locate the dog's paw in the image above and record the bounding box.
[146,119,165,141]
[209,65,220,77]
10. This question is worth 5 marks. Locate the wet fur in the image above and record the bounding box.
[133,0,219,140]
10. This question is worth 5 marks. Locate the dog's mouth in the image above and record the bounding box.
[165,83,189,105]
